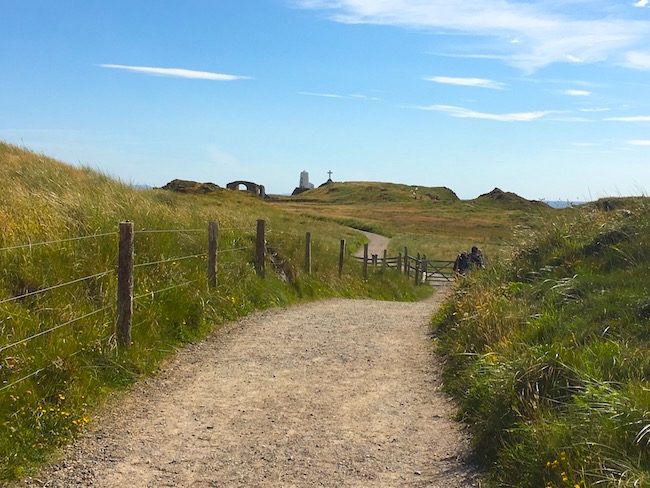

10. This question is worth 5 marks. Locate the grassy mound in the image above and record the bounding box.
[0,142,429,480]
[475,187,549,209]
[433,198,650,486]
[290,181,459,204]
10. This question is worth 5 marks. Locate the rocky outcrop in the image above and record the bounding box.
[161,179,220,194]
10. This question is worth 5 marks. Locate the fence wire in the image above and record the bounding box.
[134,253,207,269]
[0,270,115,306]
[0,305,113,354]
[0,333,114,394]
[217,246,254,254]
[134,229,204,235]
[133,279,200,303]
[0,232,116,253]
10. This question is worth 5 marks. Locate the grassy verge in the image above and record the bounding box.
[0,142,430,480]
[432,198,650,486]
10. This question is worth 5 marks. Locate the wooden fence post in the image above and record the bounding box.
[338,239,345,277]
[256,219,266,278]
[372,254,378,267]
[305,232,312,276]
[415,257,421,286]
[383,249,388,268]
[403,247,409,275]
[208,221,219,288]
[363,243,369,279]
[397,252,402,271]
[117,221,134,349]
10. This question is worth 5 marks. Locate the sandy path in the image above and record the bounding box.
[353,231,391,258]
[28,293,478,487]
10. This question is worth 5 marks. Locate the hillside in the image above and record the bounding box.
[433,198,650,486]
[290,181,459,204]
[274,180,553,261]
[475,187,549,208]
[0,142,429,480]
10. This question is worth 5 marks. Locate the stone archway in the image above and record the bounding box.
[226,180,266,198]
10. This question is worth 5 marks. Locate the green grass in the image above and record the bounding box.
[432,198,650,487]
[289,181,460,204]
[0,142,430,480]
[274,182,551,261]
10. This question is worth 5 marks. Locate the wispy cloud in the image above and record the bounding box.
[579,107,610,112]
[429,52,509,61]
[623,51,650,70]
[605,115,650,121]
[415,104,554,122]
[298,91,346,99]
[634,0,648,8]
[298,91,379,100]
[423,76,505,90]
[628,139,650,145]
[99,64,251,81]
[563,89,591,96]
[297,1,650,71]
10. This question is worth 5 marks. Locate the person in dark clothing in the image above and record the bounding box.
[453,252,471,274]
[469,246,485,269]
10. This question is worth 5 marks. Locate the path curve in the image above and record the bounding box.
[27,294,478,487]
[353,231,391,258]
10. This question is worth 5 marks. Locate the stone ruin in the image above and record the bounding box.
[226,180,266,198]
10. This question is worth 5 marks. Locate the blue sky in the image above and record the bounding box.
[1,0,649,200]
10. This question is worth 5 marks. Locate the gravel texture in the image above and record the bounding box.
[23,292,479,487]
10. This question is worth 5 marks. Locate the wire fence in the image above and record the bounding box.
[0,331,115,395]
[133,279,201,302]
[134,229,205,235]
[0,221,262,396]
[0,218,438,397]
[134,253,207,269]
[0,232,116,253]
[0,305,113,355]
[0,269,115,306]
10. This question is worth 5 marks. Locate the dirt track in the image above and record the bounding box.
[353,231,391,258]
[27,293,478,487]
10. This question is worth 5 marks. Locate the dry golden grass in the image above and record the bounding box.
[274,185,551,260]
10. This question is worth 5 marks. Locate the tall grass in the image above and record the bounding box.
[0,142,430,480]
[433,198,650,486]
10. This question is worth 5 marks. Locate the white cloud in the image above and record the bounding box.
[298,91,347,99]
[563,89,591,96]
[297,1,650,71]
[415,104,554,122]
[623,51,650,70]
[424,76,505,90]
[99,64,251,81]
[429,52,509,61]
[579,108,610,112]
[298,91,379,100]
[349,93,381,101]
[605,115,650,121]
[628,139,650,145]
[634,0,648,8]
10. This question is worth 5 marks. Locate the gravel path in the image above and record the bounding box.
[353,231,391,258]
[26,292,478,487]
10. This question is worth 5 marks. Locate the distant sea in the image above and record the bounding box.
[545,201,587,209]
